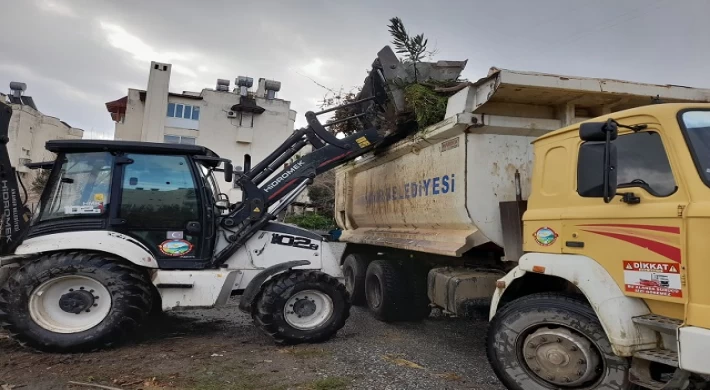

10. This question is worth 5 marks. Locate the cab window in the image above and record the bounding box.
[39,152,112,221]
[614,132,676,196]
[119,154,199,229]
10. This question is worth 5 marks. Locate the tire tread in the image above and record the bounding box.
[0,251,153,352]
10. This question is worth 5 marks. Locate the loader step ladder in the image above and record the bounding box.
[629,314,690,390]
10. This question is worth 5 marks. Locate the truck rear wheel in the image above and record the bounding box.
[487,293,632,390]
[365,260,408,322]
[252,270,350,344]
[342,253,368,305]
[0,251,153,352]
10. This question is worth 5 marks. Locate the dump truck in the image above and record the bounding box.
[335,52,710,389]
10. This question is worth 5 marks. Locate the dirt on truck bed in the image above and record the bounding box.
[0,298,504,390]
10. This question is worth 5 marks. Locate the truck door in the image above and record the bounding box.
[114,154,210,268]
[561,129,688,318]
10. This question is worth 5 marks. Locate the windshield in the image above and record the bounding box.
[39,152,113,221]
[680,110,710,185]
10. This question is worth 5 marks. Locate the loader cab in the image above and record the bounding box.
[31,140,231,269]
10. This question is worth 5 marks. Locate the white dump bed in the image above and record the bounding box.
[335,68,710,257]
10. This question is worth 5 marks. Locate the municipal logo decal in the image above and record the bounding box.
[533,227,558,246]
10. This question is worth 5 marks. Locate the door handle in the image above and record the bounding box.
[186,221,201,234]
[565,241,584,248]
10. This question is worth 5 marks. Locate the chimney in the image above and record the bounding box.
[256,78,266,98]
[140,62,171,143]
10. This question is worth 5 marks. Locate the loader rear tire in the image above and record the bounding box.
[342,253,368,306]
[365,260,408,322]
[252,270,350,344]
[0,251,153,352]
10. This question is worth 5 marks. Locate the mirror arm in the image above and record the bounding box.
[603,130,613,203]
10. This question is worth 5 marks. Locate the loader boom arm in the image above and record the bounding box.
[212,67,390,266]
[0,102,31,256]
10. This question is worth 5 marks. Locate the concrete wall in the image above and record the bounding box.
[114,89,145,141]
[185,90,297,199]
[5,104,83,204]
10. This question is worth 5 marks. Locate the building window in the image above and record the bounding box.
[167,103,200,121]
[164,135,196,145]
[244,154,251,173]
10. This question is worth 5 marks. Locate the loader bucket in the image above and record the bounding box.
[0,102,31,256]
[354,46,468,137]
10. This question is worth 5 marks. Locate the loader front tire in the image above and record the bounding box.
[0,251,153,352]
[252,270,350,344]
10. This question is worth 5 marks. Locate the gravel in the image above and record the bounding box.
[307,243,505,389]
[0,242,506,389]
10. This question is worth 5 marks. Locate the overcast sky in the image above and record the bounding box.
[1,0,708,139]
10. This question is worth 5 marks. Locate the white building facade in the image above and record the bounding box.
[2,84,84,204]
[107,61,298,200]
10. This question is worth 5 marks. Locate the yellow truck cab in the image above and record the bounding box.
[490,103,710,389]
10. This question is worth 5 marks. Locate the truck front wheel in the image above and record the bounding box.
[0,251,153,352]
[487,293,632,390]
[252,270,350,344]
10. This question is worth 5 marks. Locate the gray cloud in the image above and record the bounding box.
[2,0,708,139]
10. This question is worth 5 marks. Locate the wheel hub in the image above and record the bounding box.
[523,327,601,386]
[292,297,317,317]
[58,290,95,314]
[366,277,382,308]
[344,268,354,294]
[29,275,111,333]
[284,289,334,331]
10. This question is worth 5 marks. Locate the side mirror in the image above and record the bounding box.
[578,142,618,201]
[224,162,234,183]
[580,120,618,142]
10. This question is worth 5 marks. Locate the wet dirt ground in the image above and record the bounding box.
[0,299,505,390]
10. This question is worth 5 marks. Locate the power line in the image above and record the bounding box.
[552,0,669,51]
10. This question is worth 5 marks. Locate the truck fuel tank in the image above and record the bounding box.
[427,267,505,317]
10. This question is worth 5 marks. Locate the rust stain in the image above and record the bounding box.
[491,162,499,175]
[505,163,518,177]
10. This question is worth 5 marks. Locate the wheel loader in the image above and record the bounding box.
[0,59,400,352]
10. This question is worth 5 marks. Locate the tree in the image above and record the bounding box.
[307,170,336,219]
[387,17,429,82]
[321,88,363,137]
[30,169,51,196]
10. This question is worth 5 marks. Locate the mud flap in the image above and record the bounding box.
[0,102,31,256]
